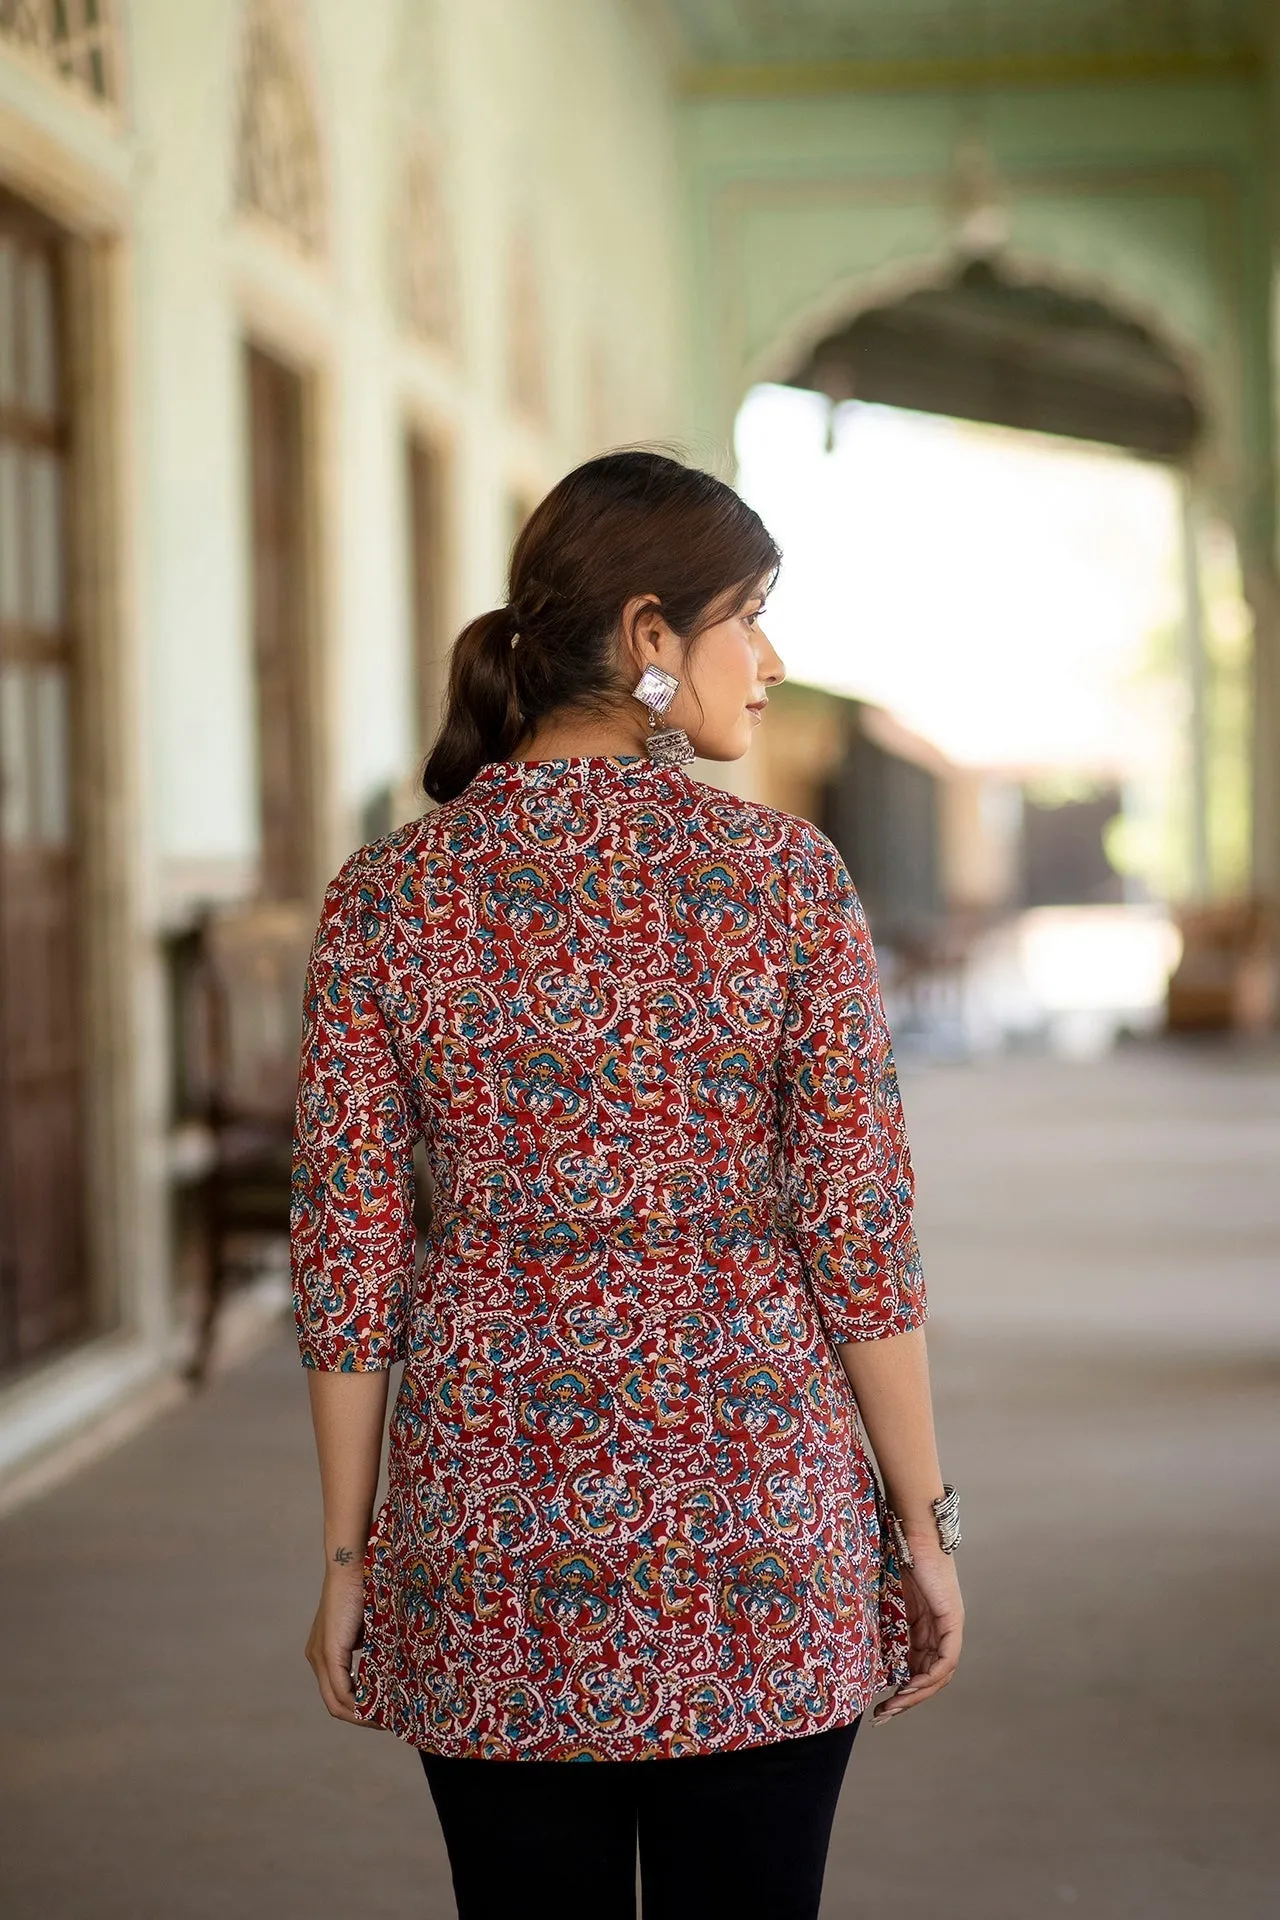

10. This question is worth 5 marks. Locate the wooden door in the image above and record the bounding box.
[0,198,86,1370]
[245,345,314,902]
[406,432,446,756]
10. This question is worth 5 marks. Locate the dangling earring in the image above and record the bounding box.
[631,664,696,766]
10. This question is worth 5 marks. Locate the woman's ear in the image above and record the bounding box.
[620,594,671,670]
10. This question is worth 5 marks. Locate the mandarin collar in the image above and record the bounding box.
[462,753,692,797]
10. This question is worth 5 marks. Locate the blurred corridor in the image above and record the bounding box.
[2,1042,1277,1919]
[4,0,1280,1507]
[2,3,1280,1909]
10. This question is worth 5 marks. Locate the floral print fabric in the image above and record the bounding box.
[291,752,927,1758]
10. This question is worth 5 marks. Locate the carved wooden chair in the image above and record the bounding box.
[175,901,316,1385]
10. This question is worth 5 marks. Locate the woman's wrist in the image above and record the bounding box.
[886,1485,947,1534]
[899,1526,954,1566]
[884,1482,962,1563]
[324,1541,367,1575]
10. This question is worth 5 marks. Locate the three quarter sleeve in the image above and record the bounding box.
[774,820,928,1345]
[290,854,421,1371]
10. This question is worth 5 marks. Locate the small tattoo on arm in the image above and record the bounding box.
[332,1546,357,1567]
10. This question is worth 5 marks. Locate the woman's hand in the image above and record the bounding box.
[873,1545,964,1725]
[305,1553,370,1726]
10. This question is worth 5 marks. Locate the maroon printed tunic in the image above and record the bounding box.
[291,752,928,1759]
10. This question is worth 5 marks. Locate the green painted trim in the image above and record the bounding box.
[681,48,1263,100]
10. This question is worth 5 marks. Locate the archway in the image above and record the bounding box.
[783,255,1203,465]
[735,254,1253,1048]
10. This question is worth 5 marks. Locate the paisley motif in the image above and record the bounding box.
[571,1660,659,1735]
[528,1553,618,1639]
[567,1467,656,1541]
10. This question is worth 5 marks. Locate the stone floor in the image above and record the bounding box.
[2,1040,1278,1918]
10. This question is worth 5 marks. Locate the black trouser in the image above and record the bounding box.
[420,1717,860,1920]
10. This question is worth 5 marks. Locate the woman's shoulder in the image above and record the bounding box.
[679,776,825,843]
[312,816,443,946]
[687,782,845,875]
[323,814,434,886]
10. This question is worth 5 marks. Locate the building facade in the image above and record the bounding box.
[0,0,685,1491]
[4,0,1280,1492]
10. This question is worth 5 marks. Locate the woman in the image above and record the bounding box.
[292,450,963,1919]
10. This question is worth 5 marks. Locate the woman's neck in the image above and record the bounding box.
[511,714,650,762]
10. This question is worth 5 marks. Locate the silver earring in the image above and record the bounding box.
[631,664,696,766]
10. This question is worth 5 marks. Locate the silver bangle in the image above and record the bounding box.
[882,1483,961,1570]
[933,1483,962,1554]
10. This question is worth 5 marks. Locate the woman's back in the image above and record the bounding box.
[292,749,927,1759]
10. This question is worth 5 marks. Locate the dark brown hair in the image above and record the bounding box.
[421,450,781,803]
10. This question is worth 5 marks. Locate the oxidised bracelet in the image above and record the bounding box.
[884,1484,962,1570]
[932,1483,962,1553]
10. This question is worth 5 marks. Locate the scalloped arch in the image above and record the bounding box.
[756,249,1204,409]
[740,242,1216,475]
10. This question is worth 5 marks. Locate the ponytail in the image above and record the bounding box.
[422,605,525,803]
